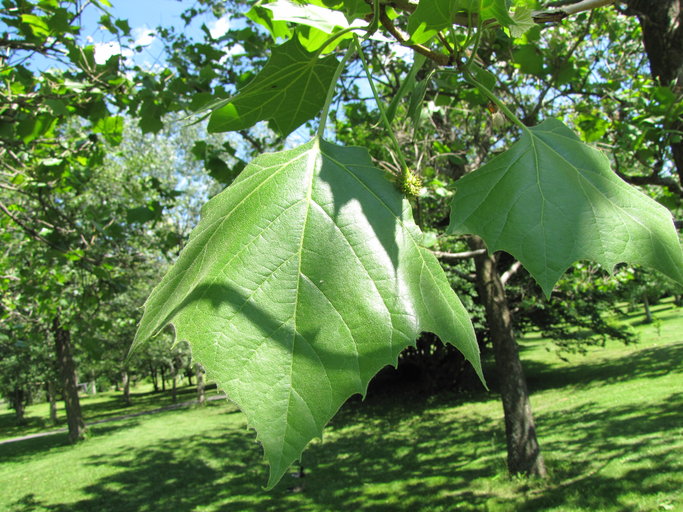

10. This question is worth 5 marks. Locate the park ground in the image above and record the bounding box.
[0,300,681,512]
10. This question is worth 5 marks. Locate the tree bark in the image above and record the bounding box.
[471,237,547,477]
[122,369,131,406]
[46,380,58,424]
[195,363,206,406]
[149,364,159,392]
[625,1,683,186]
[642,294,653,323]
[52,316,86,443]
[11,388,26,423]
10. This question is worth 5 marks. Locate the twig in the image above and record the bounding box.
[501,260,523,285]
[379,8,451,66]
[433,248,487,261]
[533,0,615,23]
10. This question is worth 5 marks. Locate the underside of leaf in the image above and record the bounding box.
[133,138,482,488]
[448,118,683,296]
[207,38,338,136]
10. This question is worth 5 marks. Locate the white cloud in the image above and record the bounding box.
[208,15,231,39]
[93,41,132,64]
[218,43,245,64]
[132,26,156,47]
[93,26,155,65]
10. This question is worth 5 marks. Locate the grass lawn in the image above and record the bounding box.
[0,299,681,511]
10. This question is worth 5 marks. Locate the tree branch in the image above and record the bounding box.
[501,261,523,286]
[379,8,451,66]
[433,248,487,261]
[533,0,616,23]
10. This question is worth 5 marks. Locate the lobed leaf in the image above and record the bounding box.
[448,119,683,296]
[133,139,482,488]
[207,38,338,136]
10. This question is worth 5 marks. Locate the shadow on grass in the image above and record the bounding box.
[0,419,143,464]
[4,339,682,511]
[8,387,682,512]
[521,340,683,393]
[522,391,683,511]
[0,385,203,441]
[5,384,682,512]
[7,395,507,512]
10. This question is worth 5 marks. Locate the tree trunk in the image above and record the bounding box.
[171,375,177,403]
[53,316,86,443]
[46,380,58,424]
[642,293,653,323]
[160,366,166,392]
[196,363,206,406]
[149,364,159,392]
[626,1,683,186]
[11,388,26,424]
[122,369,131,406]
[471,237,547,477]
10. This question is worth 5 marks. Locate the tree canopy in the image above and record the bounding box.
[1,0,682,489]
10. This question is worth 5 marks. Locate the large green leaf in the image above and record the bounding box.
[207,38,338,136]
[448,119,683,296]
[133,139,482,488]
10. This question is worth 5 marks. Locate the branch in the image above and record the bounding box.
[616,171,683,197]
[501,260,523,285]
[533,0,616,23]
[0,200,66,253]
[450,268,477,283]
[433,248,486,261]
[379,8,451,66]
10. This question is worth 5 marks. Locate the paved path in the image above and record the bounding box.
[0,394,227,446]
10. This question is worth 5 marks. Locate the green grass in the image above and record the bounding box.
[0,299,681,511]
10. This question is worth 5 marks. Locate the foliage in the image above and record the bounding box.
[2,0,682,489]
[132,138,481,485]
[129,0,683,486]
[448,118,683,296]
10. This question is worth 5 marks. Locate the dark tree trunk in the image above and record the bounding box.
[149,364,159,392]
[46,380,58,424]
[196,363,206,406]
[171,375,177,403]
[160,366,166,392]
[10,388,27,423]
[122,369,131,406]
[53,316,86,443]
[626,1,683,186]
[471,237,547,477]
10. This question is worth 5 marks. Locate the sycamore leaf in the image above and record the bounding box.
[448,119,683,296]
[246,5,293,41]
[133,139,482,488]
[263,0,352,34]
[207,38,338,136]
[408,0,513,45]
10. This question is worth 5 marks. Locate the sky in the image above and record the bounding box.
[78,0,239,67]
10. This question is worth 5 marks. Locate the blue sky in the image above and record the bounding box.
[79,0,239,67]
